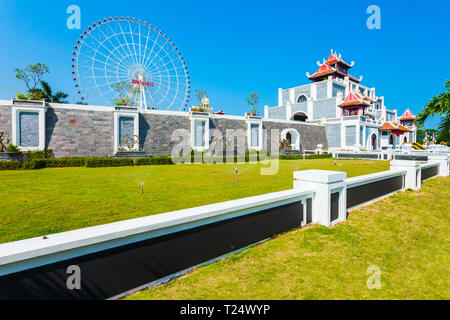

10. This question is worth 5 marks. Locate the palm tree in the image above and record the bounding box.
[40,81,69,103]
[415,80,450,143]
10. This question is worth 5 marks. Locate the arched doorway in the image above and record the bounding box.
[404,136,407,143]
[281,128,300,151]
[291,112,308,122]
[389,134,394,145]
[371,134,377,150]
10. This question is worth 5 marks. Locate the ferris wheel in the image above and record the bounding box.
[72,16,190,111]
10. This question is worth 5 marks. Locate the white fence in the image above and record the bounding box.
[0,156,448,299]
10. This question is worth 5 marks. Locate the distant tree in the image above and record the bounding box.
[415,80,450,143]
[38,81,69,103]
[14,63,49,91]
[245,92,259,115]
[194,89,207,106]
[111,81,137,106]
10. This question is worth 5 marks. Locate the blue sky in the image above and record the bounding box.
[0,0,448,128]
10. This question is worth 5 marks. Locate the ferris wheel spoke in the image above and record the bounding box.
[142,34,171,71]
[84,33,127,70]
[140,26,151,66]
[78,52,130,74]
[95,27,135,70]
[128,21,140,68]
[117,22,139,66]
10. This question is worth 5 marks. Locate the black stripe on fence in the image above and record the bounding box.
[347,175,403,209]
[421,166,439,181]
[0,201,306,300]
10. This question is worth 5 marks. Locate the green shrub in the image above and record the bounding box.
[23,159,46,170]
[149,156,174,165]
[6,144,20,153]
[23,149,54,160]
[278,154,304,160]
[304,153,332,159]
[0,161,22,170]
[85,158,134,168]
[40,158,85,168]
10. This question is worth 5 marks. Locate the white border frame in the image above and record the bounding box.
[246,118,263,151]
[11,105,46,151]
[114,111,139,151]
[190,114,210,151]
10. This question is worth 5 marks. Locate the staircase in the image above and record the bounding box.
[114,151,149,158]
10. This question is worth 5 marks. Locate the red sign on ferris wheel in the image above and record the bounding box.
[131,79,154,87]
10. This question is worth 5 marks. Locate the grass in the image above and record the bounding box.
[0,159,388,244]
[126,176,449,300]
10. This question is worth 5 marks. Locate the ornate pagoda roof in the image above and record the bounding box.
[399,109,416,120]
[379,122,413,132]
[324,50,353,68]
[338,92,370,107]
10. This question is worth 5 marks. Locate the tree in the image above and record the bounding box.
[194,89,207,106]
[39,81,69,103]
[245,92,259,115]
[14,63,49,91]
[415,80,450,143]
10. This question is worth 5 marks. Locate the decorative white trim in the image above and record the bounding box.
[190,114,210,151]
[11,105,46,151]
[246,117,263,151]
[114,109,139,151]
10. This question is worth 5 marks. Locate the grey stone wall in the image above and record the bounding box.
[139,113,190,156]
[45,107,114,157]
[313,98,336,120]
[19,112,39,147]
[316,81,328,99]
[293,85,311,102]
[0,103,329,157]
[326,124,341,148]
[291,103,308,115]
[263,121,328,152]
[267,106,286,120]
[0,106,12,146]
[345,125,356,146]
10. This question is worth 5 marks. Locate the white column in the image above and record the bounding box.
[286,102,292,120]
[327,76,332,98]
[264,105,269,120]
[428,155,449,177]
[293,170,347,227]
[278,88,283,106]
[289,88,295,104]
[390,160,421,190]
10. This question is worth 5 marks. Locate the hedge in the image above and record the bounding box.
[0,161,22,170]
[304,153,332,159]
[85,158,134,168]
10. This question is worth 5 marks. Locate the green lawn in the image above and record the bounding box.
[0,159,388,244]
[127,176,449,300]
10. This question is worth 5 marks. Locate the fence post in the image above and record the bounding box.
[428,155,449,177]
[293,170,347,227]
[390,160,421,190]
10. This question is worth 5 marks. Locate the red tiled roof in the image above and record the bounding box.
[308,64,360,83]
[325,53,352,68]
[338,92,370,107]
[399,109,416,120]
[380,122,413,132]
